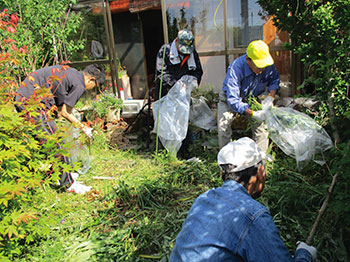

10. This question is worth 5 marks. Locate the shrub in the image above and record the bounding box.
[257,0,350,142]
[92,92,124,119]
[0,0,84,74]
[0,10,76,260]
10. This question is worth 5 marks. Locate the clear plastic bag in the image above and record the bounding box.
[264,104,333,169]
[67,110,91,174]
[70,142,90,174]
[190,96,216,131]
[152,75,197,154]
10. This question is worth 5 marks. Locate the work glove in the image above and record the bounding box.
[67,181,92,194]
[296,241,317,261]
[252,110,266,122]
[262,95,274,109]
[82,126,93,138]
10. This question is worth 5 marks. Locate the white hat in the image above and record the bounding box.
[217,137,273,172]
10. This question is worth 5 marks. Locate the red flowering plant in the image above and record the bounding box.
[0,9,77,260]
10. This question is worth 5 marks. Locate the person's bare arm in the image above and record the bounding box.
[244,107,253,117]
[59,104,83,128]
[268,89,277,97]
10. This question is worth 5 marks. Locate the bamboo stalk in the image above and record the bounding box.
[328,88,340,146]
[306,173,338,245]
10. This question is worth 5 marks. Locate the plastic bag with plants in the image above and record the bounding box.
[263,103,333,169]
[152,75,198,155]
[189,96,216,131]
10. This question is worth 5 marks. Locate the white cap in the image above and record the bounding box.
[217,137,273,172]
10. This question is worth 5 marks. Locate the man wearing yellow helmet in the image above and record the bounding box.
[217,40,280,152]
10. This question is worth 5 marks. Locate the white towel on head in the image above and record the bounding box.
[169,40,197,70]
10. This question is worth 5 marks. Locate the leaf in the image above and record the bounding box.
[28,75,35,82]
[7,225,18,239]
[16,211,38,225]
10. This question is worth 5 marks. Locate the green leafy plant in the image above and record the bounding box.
[247,93,262,111]
[0,0,84,74]
[254,1,350,259]
[0,12,76,259]
[191,83,219,108]
[257,0,350,143]
[92,92,124,119]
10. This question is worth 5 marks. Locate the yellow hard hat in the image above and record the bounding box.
[246,40,274,68]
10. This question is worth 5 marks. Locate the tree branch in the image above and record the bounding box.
[306,173,338,245]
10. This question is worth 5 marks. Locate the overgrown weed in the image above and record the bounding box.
[14,128,350,262]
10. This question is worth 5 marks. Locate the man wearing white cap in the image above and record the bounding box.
[217,40,280,152]
[170,137,317,262]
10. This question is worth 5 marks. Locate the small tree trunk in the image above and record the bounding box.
[328,88,340,145]
[306,173,338,245]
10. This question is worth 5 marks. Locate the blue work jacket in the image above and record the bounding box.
[170,180,313,262]
[222,55,280,114]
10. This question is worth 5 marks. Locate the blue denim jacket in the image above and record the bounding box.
[170,180,312,262]
[222,55,280,114]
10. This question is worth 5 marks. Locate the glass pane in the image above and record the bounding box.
[164,0,291,91]
[227,0,265,48]
[164,0,225,52]
[200,56,226,91]
[71,2,109,105]
[71,2,107,62]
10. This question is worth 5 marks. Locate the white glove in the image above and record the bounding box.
[252,110,266,122]
[67,181,92,194]
[82,126,93,138]
[297,241,317,261]
[262,95,274,109]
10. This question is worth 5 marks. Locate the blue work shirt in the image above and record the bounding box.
[170,180,313,262]
[222,55,280,114]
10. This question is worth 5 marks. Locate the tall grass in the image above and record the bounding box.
[15,134,350,262]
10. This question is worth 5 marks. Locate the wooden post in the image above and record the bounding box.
[160,0,169,44]
[224,0,229,70]
[106,1,121,98]
[101,0,117,95]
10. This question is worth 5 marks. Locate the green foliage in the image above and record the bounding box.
[86,154,220,261]
[257,0,350,133]
[0,12,77,259]
[247,93,262,111]
[0,0,84,75]
[255,2,350,258]
[0,96,76,260]
[329,142,350,220]
[92,92,124,118]
[261,147,349,261]
[191,83,219,107]
[10,130,349,262]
